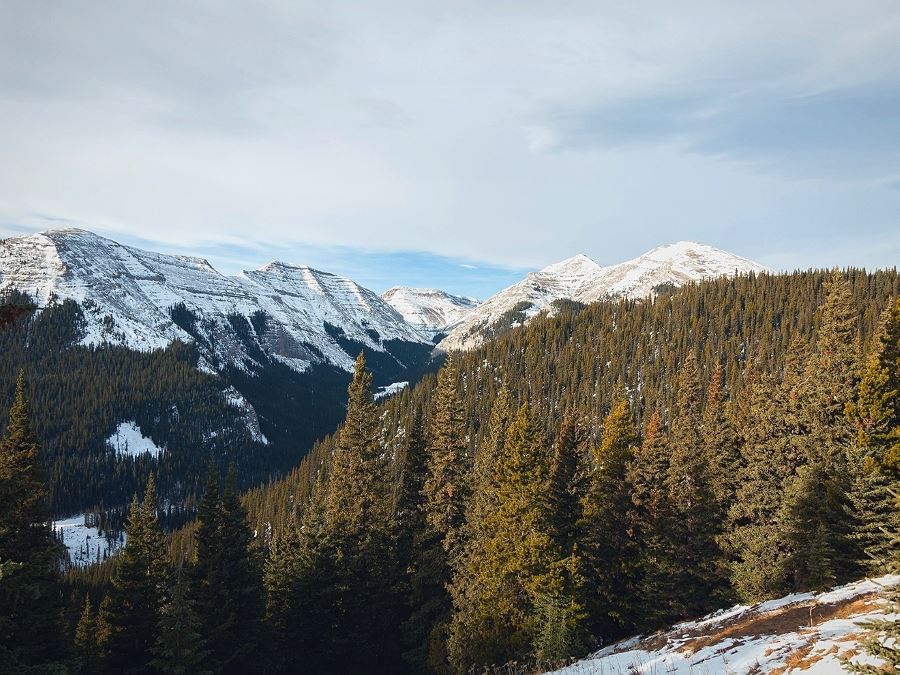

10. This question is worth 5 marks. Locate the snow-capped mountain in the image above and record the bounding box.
[0,229,429,374]
[382,287,480,338]
[439,242,767,352]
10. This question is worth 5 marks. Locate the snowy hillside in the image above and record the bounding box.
[0,229,429,374]
[551,576,898,675]
[382,286,479,337]
[439,242,767,352]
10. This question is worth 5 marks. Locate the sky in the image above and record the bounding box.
[1,1,899,298]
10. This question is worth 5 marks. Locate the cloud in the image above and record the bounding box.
[1,0,899,280]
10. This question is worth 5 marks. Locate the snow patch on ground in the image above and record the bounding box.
[107,421,165,458]
[552,575,898,675]
[53,514,125,568]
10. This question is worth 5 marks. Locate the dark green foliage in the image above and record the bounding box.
[665,355,727,616]
[74,596,98,673]
[99,475,166,674]
[448,405,587,673]
[153,570,210,675]
[547,410,585,556]
[191,464,264,674]
[42,268,900,673]
[0,371,67,670]
[578,398,639,639]
[842,585,900,673]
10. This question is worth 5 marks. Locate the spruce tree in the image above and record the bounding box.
[264,475,339,673]
[153,569,210,675]
[422,356,471,563]
[788,273,861,587]
[665,354,725,615]
[448,405,586,672]
[100,475,167,674]
[845,298,900,574]
[212,468,265,673]
[701,362,741,512]
[845,454,900,575]
[74,595,98,674]
[578,397,639,639]
[320,353,401,671]
[0,370,67,670]
[547,410,584,555]
[406,358,471,672]
[842,585,900,673]
[399,405,445,673]
[625,411,679,630]
[847,297,900,473]
[728,346,808,601]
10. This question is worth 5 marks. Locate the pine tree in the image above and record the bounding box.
[153,569,210,675]
[844,297,900,575]
[728,346,808,601]
[626,411,679,630]
[100,475,167,674]
[74,595,98,674]
[847,297,900,473]
[789,273,861,586]
[0,370,67,670]
[319,353,401,671]
[264,475,339,673]
[406,358,471,673]
[547,410,584,555]
[665,354,725,616]
[701,362,741,513]
[422,356,471,563]
[845,454,899,575]
[578,397,639,639]
[212,468,265,673]
[842,585,900,673]
[448,405,587,672]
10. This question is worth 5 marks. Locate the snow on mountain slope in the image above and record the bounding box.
[436,254,603,352]
[576,240,768,303]
[552,575,898,675]
[439,243,767,352]
[0,229,429,373]
[382,287,480,337]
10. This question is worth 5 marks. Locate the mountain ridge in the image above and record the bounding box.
[438,240,769,351]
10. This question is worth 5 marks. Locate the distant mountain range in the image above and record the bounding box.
[436,241,768,351]
[0,228,769,514]
[381,287,480,339]
[1,230,769,366]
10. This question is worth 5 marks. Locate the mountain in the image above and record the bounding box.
[553,575,899,674]
[0,228,429,374]
[438,242,767,351]
[381,286,479,339]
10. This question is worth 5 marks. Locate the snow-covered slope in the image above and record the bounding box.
[439,243,767,352]
[0,229,429,373]
[552,575,898,675]
[382,287,479,337]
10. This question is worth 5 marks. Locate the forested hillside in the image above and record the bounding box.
[0,290,435,516]
[3,268,898,673]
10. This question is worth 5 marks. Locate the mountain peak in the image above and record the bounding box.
[439,241,766,352]
[538,253,602,276]
[382,286,480,335]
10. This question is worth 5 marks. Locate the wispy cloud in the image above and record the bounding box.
[1,1,899,278]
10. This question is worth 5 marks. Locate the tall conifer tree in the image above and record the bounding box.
[578,397,639,638]
[101,475,167,674]
[0,371,66,670]
[665,354,725,615]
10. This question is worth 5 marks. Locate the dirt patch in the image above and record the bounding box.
[628,592,879,658]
